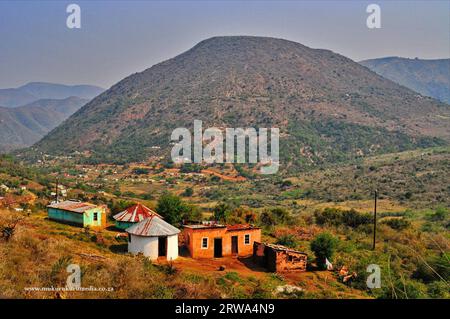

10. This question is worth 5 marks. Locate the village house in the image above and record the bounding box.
[126,215,180,261]
[113,203,161,230]
[47,200,107,229]
[253,242,307,272]
[183,223,261,258]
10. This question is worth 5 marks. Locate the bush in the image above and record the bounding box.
[314,208,371,228]
[259,208,292,226]
[181,187,194,197]
[382,218,411,230]
[429,207,448,222]
[276,234,298,248]
[310,233,339,269]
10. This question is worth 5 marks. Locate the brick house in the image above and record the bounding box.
[183,223,261,258]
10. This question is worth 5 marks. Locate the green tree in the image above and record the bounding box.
[310,232,338,269]
[156,192,197,224]
[213,203,232,222]
[182,187,194,197]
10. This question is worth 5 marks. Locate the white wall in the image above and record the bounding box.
[128,234,179,261]
[128,235,158,260]
[167,234,179,261]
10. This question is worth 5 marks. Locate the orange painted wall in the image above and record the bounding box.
[183,227,261,258]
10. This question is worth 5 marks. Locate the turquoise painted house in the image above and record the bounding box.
[47,200,106,228]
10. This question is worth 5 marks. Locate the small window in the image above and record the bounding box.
[201,237,208,249]
[244,234,251,245]
[186,234,190,245]
[93,212,98,221]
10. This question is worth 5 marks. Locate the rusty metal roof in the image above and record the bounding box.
[226,224,260,231]
[126,216,180,237]
[113,203,161,223]
[47,200,99,214]
[183,223,259,231]
[263,242,307,255]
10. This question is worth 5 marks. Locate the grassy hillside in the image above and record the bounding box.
[0,148,448,299]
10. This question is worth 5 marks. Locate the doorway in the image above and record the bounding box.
[158,236,167,257]
[231,236,238,255]
[214,238,223,258]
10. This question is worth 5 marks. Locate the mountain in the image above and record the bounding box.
[31,36,450,168]
[359,57,450,104]
[0,82,104,107]
[0,96,88,152]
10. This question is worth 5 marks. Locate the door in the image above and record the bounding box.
[158,236,167,257]
[214,238,223,258]
[231,236,238,255]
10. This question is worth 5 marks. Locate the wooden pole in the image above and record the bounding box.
[55,178,59,203]
[373,189,378,250]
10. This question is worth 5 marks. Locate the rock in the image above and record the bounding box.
[275,285,304,295]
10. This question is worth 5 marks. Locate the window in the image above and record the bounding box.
[93,212,98,221]
[244,234,251,245]
[201,237,208,249]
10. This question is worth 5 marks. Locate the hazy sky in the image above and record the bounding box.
[0,0,449,89]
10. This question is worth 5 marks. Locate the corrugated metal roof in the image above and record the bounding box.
[47,200,99,214]
[226,224,260,231]
[113,203,161,222]
[126,216,180,237]
[264,243,307,255]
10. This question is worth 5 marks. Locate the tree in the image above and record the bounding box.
[182,187,194,197]
[156,192,198,225]
[310,233,338,269]
[213,203,232,222]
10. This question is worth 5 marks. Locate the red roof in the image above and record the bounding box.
[113,203,161,223]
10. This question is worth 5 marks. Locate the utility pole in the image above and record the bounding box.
[373,189,378,250]
[55,178,59,203]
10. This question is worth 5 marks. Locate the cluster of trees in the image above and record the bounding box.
[314,207,372,228]
[212,203,257,224]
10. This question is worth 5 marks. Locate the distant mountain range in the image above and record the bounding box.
[0,97,89,152]
[359,57,450,104]
[0,82,104,108]
[29,36,450,168]
[0,82,104,152]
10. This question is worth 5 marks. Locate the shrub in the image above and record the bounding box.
[276,234,298,248]
[181,187,194,197]
[310,233,339,269]
[314,208,371,228]
[382,218,411,230]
